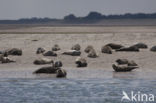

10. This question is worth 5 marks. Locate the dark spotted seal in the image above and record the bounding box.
[36,47,46,54]
[43,51,57,56]
[112,64,138,72]
[106,43,124,50]
[56,69,67,78]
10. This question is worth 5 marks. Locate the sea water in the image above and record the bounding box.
[0,68,156,103]
[0,78,156,103]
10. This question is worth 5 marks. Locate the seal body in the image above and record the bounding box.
[101,45,112,54]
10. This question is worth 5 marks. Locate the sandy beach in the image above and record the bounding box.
[0,26,156,79]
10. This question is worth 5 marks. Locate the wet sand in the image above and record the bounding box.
[0,26,156,79]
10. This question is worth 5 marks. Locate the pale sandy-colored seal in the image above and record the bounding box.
[71,44,81,51]
[101,45,112,54]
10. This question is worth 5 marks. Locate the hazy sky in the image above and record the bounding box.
[0,0,156,20]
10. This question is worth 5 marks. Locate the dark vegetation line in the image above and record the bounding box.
[0,11,156,24]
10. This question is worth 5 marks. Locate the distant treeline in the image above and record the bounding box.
[0,12,156,24]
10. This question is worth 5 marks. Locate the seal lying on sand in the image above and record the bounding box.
[131,43,148,49]
[116,46,139,52]
[116,59,129,64]
[87,49,98,58]
[112,64,138,72]
[150,46,156,52]
[0,51,3,54]
[33,62,67,78]
[52,44,61,51]
[0,52,15,63]
[56,69,67,78]
[0,52,8,61]
[101,45,112,54]
[84,45,94,53]
[62,50,81,56]
[71,44,81,51]
[36,47,45,54]
[5,48,22,56]
[43,51,57,56]
[106,43,124,50]
[75,57,87,67]
[1,57,15,63]
[0,54,3,61]
[33,63,58,74]
[54,61,63,67]
[33,58,53,65]
[116,59,138,66]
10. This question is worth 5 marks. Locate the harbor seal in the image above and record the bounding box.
[87,49,98,58]
[62,50,81,56]
[116,46,139,52]
[36,47,46,54]
[106,43,124,50]
[71,44,81,51]
[56,69,67,78]
[33,58,53,65]
[52,44,61,51]
[84,45,94,53]
[75,57,87,67]
[43,51,57,56]
[101,45,112,54]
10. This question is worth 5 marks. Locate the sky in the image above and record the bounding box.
[0,0,156,20]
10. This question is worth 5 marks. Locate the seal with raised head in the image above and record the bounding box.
[54,61,63,67]
[56,69,67,78]
[36,47,45,54]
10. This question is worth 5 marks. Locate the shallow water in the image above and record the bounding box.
[0,68,156,103]
[0,77,156,103]
[0,78,155,103]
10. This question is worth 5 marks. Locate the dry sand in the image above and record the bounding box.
[0,26,156,79]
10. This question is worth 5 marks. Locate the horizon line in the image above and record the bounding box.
[0,11,156,21]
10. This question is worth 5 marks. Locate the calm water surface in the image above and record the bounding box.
[0,69,156,103]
